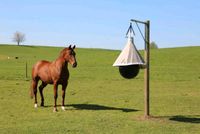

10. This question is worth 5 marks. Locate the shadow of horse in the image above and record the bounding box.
[169,115,200,124]
[66,104,139,112]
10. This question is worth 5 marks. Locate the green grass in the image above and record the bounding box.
[0,44,200,134]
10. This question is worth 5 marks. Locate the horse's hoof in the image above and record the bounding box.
[34,103,38,108]
[40,103,44,107]
[61,106,66,111]
[53,108,58,112]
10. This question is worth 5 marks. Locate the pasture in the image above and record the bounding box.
[0,45,200,133]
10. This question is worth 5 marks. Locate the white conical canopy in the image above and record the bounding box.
[113,37,145,67]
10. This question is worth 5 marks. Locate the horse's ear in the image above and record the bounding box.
[72,45,76,49]
[69,45,72,49]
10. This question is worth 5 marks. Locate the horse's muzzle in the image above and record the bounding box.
[72,62,77,68]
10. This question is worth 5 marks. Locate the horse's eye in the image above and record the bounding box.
[70,51,75,56]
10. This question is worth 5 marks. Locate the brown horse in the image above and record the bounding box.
[30,45,77,112]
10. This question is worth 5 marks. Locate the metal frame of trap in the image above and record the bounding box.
[130,19,150,118]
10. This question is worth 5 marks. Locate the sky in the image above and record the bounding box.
[0,0,200,50]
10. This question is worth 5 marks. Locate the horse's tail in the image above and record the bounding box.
[30,65,38,99]
[30,77,39,99]
[30,80,34,99]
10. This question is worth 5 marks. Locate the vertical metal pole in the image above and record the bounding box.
[131,19,151,118]
[144,20,150,117]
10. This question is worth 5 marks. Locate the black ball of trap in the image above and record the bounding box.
[119,65,140,79]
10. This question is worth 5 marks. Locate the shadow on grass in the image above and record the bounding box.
[67,104,139,112]
[169,115,200,124]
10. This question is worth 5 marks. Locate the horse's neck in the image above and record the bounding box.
[55,57,68,69]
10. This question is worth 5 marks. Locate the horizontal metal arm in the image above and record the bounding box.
[130,19,149,25]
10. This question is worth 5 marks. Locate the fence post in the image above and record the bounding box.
[25,61,28,78]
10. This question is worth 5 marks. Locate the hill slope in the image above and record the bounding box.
[0,45,200,133]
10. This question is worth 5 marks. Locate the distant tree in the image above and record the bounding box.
[150,41,158,49]
[13,31,25,46]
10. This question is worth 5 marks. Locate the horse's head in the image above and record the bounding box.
[60,45,77,68]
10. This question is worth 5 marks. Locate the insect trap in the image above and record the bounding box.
[113,23,145,79]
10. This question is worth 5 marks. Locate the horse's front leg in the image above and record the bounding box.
[53,83,58,112]
[61,83,68,111]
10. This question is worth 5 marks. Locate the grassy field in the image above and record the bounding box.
[0,44,200,134]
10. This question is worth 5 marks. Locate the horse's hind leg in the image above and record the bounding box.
[39,82,47,106]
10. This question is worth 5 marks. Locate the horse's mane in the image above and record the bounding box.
[59,48,68,58]
[59,46,75,59]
